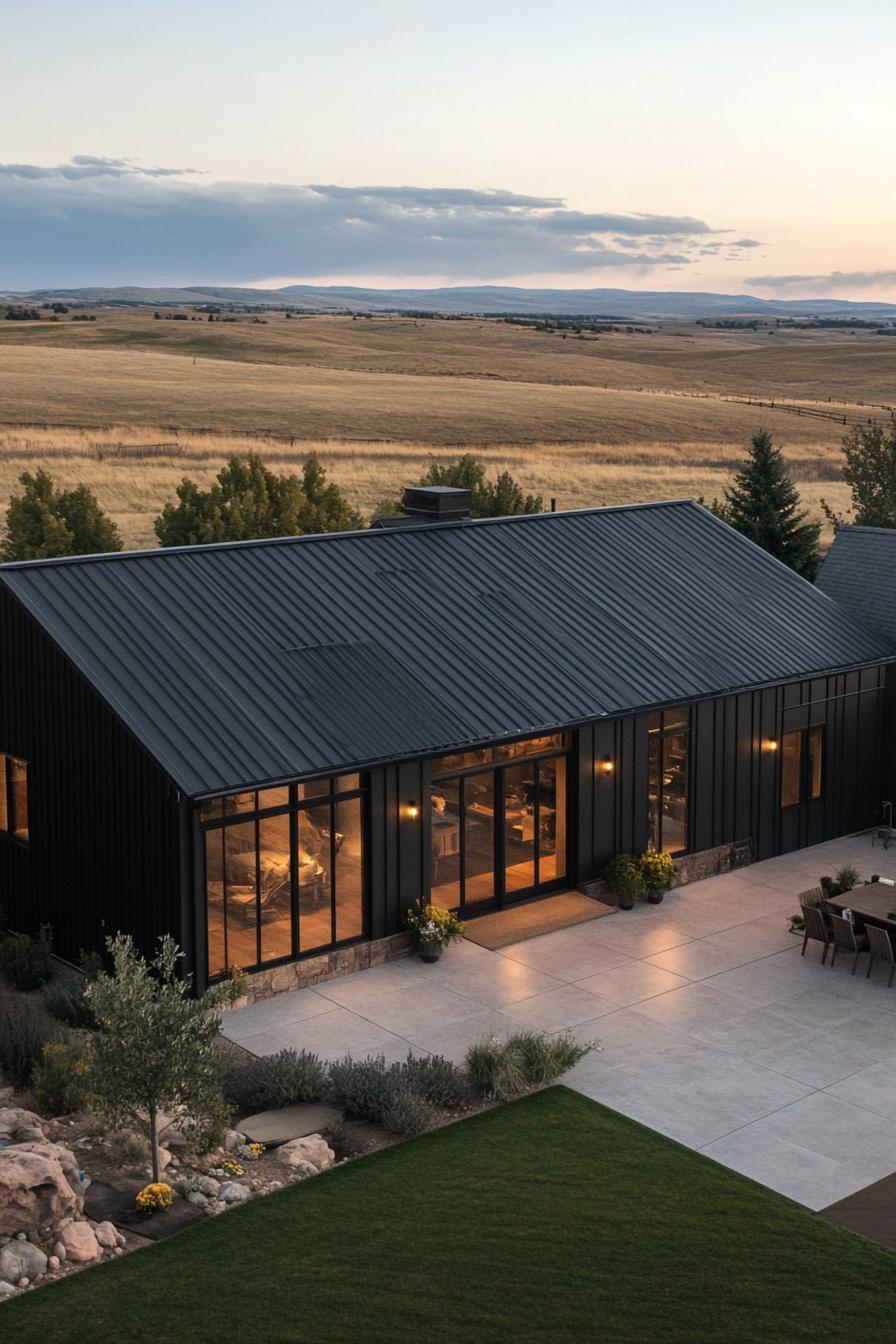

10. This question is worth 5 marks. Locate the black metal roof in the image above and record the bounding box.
[817,525,896,645]
[2,500,892,798]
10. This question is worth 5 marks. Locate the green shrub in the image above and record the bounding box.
[223,1048,328,1111]
[44,975,96,1029]
[179,1094,232,1152]
[0,925,54,990]
[465,1031,593,1101]
[106,1129,150,1167]
[327,1055,435,1135]
[400,1052,469,1108]
[32,1041,92,1115]
[379,1090,433,1137]
[0,988,61,1087]
[602,855,645,906]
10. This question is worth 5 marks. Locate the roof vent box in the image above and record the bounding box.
[401,486,472,521]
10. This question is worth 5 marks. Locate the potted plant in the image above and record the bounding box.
[638,848,677,904]
[835,864,860,892]
[603,854,645,911]
[405,904,464,963]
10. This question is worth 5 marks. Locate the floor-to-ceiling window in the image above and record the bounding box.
[202,774,366,979]
[430,734,570,912]
[647,709,689,855]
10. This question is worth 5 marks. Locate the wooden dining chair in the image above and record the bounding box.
[828,913,868,975]
[800,903,831,964]
[866,923,896,988]
[797,886,825,907]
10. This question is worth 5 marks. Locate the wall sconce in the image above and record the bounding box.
[599,756,614,775]
[763,738,779,754]
[405,801,420,820]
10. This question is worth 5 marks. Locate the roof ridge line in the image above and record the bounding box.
[0,498,700,573]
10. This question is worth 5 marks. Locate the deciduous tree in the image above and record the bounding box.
[85,934,242,1183]
[822,418,896,530]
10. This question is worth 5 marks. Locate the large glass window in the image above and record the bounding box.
[431,734,570,910]
[647,710,689,855]
[781,726,824,808]
[0,753,29,843]
[203,775,367,979]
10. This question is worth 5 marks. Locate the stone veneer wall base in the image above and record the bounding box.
[578,840,743,903]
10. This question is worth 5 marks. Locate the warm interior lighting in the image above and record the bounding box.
[764,738,779,753]
[405,801,420,819]
[599,756,614,775]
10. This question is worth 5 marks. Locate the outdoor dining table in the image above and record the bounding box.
[827,884,896,930]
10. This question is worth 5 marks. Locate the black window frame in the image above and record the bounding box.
[780,725,825,809]
[199,774,369,980]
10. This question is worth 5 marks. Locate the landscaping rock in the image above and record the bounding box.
[0,1141,85,1237]
[0,1108,46,1140]
[241,1104,343,1147]
[57,1221,101,1263]
[0,1087,15,1103]
[0,1279,16,1296]
[158,1125,191,1149]
[93,1221,119,1250]
[218,1181,250,1204]
[0,1240,48,1283]
[275,1134,335,1172]
[15,1125,46,1144]
[185,1191,208,1208]
[47,1255,60,1271]
[197,1176,220,1198]
[223,1129,246,1152]
[287,1160,318,1179]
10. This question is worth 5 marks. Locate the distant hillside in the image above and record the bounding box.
[4,282,896,320]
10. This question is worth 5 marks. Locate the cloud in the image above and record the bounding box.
[751,270,896,291]
[731,238,763,248]
[0,156,728,288]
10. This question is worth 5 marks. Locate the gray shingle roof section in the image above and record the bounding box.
[816,526,896,646]
[2,500,892,798]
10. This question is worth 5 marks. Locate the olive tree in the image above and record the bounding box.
[85,934,243,1182]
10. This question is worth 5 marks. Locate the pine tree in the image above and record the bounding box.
[154,453,362,547]
[2,469,122,561]
[718,430,820,579]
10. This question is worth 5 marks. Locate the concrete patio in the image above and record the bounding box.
[222,834,896,1211]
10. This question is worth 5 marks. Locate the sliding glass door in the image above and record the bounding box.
[430,734,570,913]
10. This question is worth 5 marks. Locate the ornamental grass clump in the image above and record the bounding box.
[326,1051,467,1136]
[0,986,60,1087]
[465,1030,594,1101]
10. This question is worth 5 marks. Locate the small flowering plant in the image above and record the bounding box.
[236,1142,266,1162]
[405,903,464,949]
[209,1158,246,1178]
[135,1182,174,1215]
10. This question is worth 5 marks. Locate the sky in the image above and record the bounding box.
[3,0,895,297]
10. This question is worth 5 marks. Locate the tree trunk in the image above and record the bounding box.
[149,1102,159,1184]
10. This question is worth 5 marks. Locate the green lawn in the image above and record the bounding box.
[3,1087,893,1343]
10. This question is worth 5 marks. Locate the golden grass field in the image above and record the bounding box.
[1,308,894,549]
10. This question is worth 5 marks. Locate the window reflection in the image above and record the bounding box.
[432,733,568,779]
[0,754,29,842]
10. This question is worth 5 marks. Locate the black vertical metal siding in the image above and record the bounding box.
[0,589,181,964]
[573,667,888,882]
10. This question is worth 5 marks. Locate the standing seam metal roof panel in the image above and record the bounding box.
[1,500,892,798]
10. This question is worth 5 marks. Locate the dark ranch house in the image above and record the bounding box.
[0,492,893,997]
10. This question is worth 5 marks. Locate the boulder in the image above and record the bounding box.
[0,1279,15,1296]
[185,1191,208,1208]
[0,1240,48,1283]
[93,1220,119,1250]
[0,1141,85,1238]
[286,1159,318,1179]
[241,1104,343,1147]
[0,1108,46,1140]
[223,1129,246,1153]
[275,1134,335,1172]
[15,1126,46,1144]
[218,1181,250,1204]
[56,1221,101,1263]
